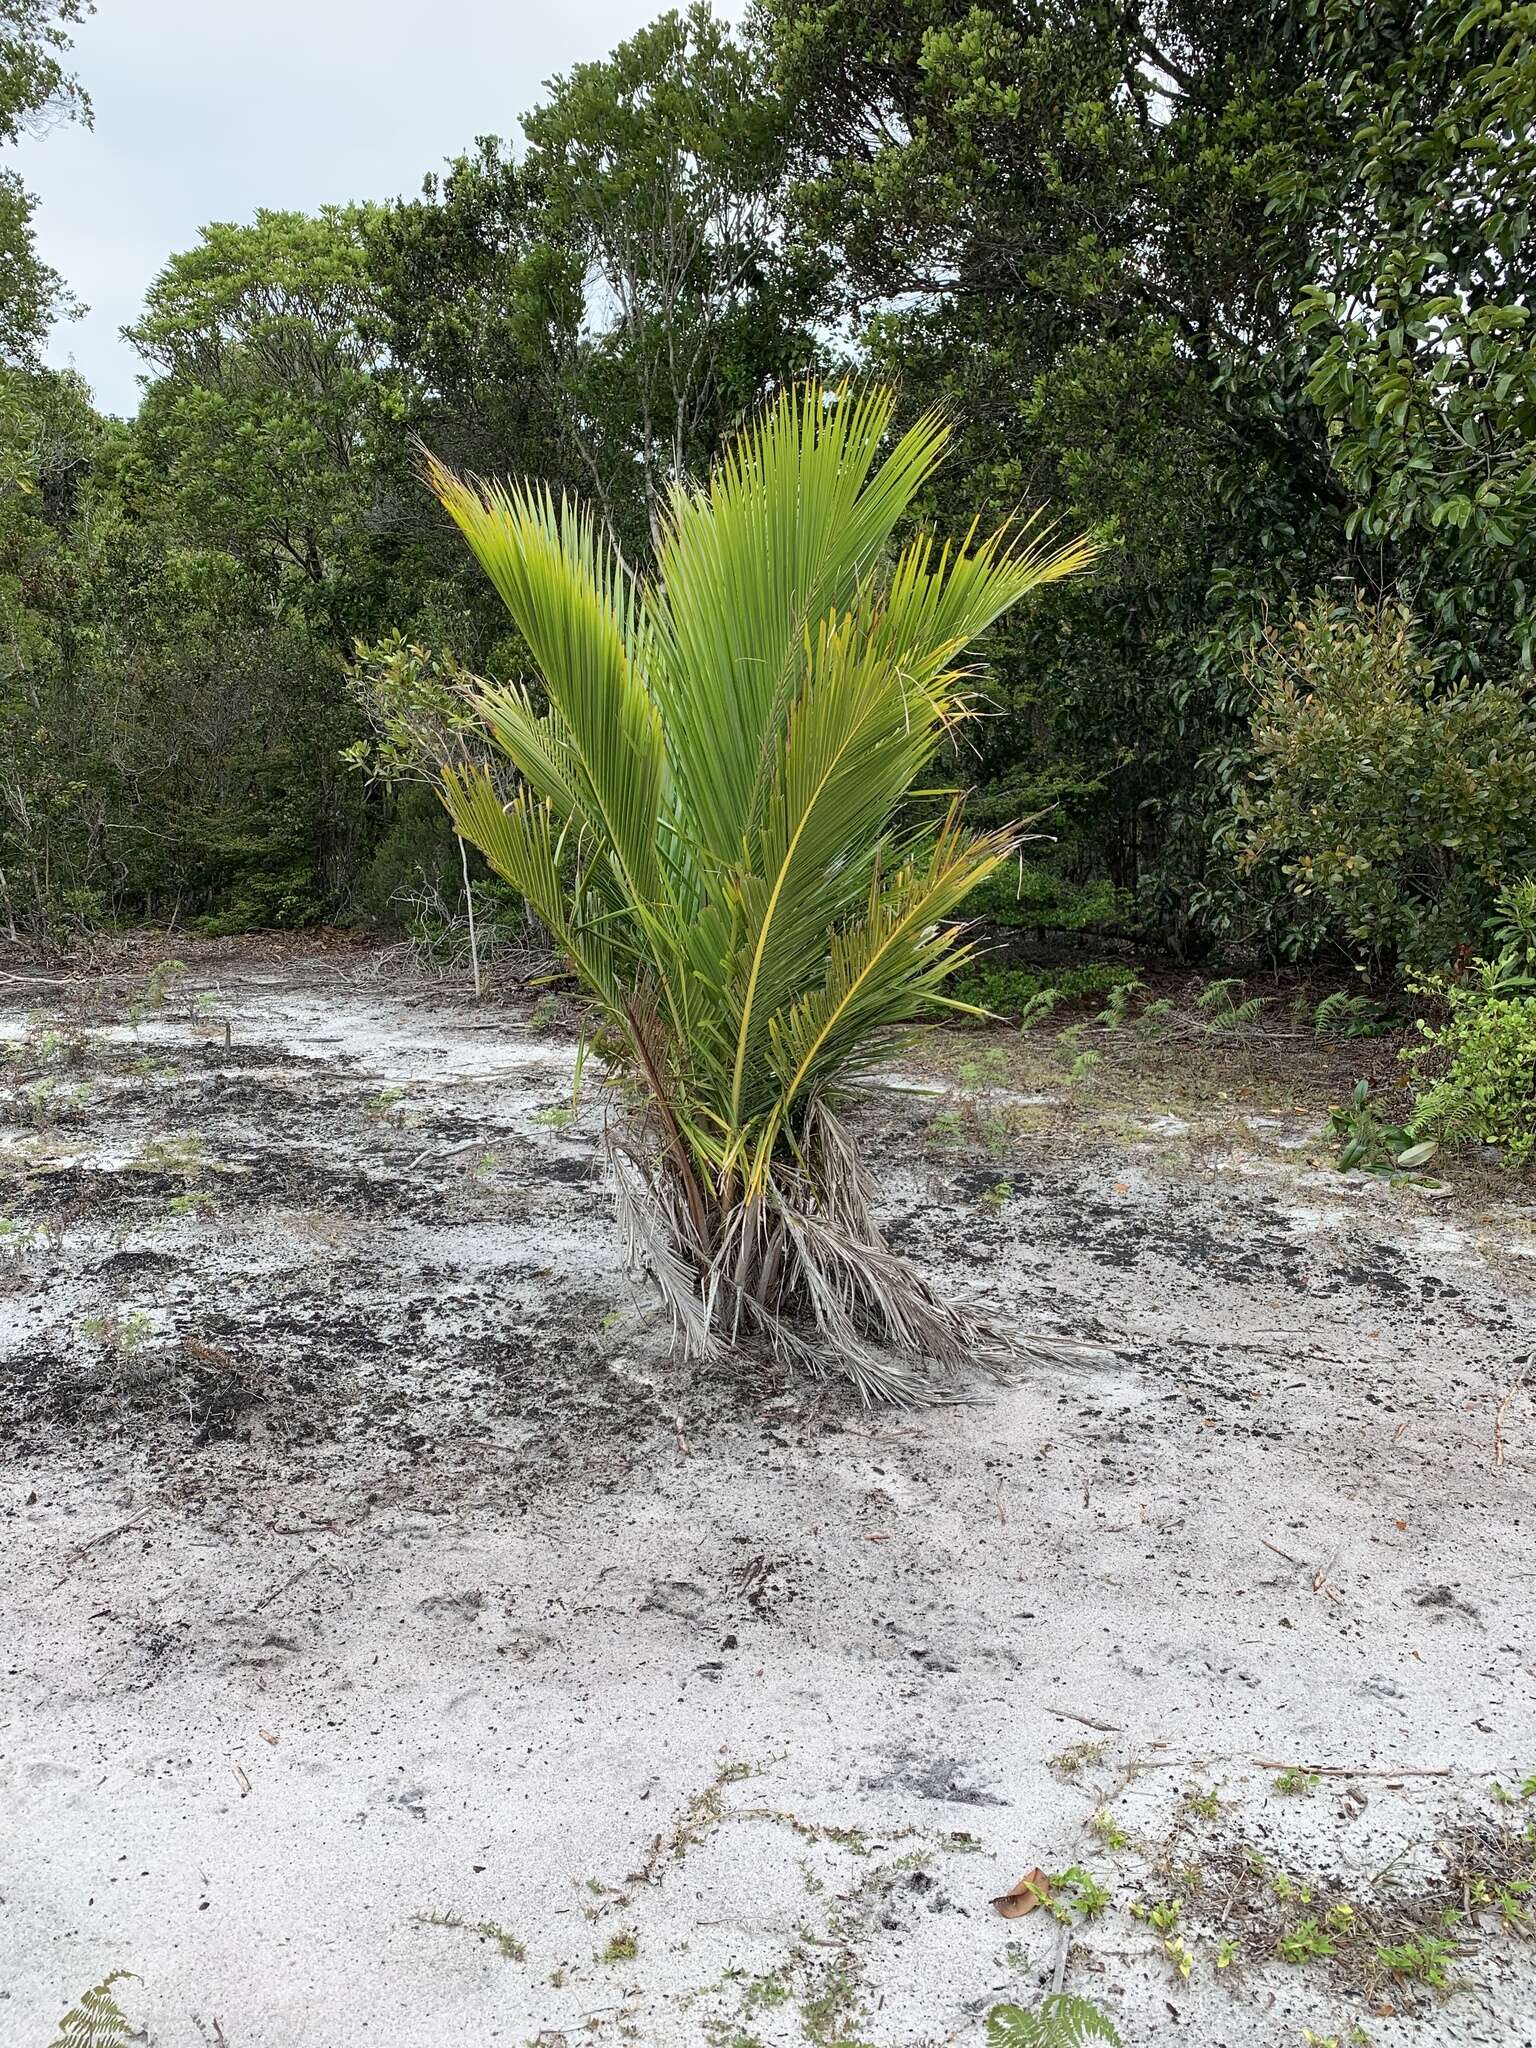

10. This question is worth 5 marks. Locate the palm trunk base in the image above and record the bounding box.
[605,1106,1109,1404]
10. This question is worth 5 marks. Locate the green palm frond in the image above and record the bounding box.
[420,382,1100,1395]
[987,1993,1123,2048]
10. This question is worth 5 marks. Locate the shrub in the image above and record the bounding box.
[949,962,1137,1017]
[419,385,1098,1398]
[1239,599,1536,969]
[1407,974,1536,1162]
[1405,879,1536,1161]
[963,864,1129,935]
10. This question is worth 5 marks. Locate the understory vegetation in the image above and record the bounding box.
[1,0,1533,1173]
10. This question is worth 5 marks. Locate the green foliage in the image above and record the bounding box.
[1314,992,1399,1040]
[766,0,1536,959]
[125,206,385,587]
[8,0,1536,981]
[1196,979,1265,1033]
[46,1971,138,2048]
[962,866,1127,936]
[1281,0,1536,678]
[1276,1917,1337,1965]
[948,963,1137,1018]
[1402,877,1536,1158]
[1406,971,1536,1165]
[0,0,92,364]
[421,385,1093,1395]
[1329,1080,1440,1176]
[1375,1932,1457,1987]
[985,1993,1122,2047]
[1239,601,1536,969]
[1047,1866,1112,1920]
[1272,1767,1321,1797]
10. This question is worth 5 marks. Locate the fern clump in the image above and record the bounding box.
[1313,991,1398,1039]
[48,1974,138,2048]
[1197,977,1265,1032]
[987,1993,1123,2046]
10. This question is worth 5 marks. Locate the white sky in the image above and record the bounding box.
[17,0,743,416]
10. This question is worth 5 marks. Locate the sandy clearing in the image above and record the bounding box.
[1,954,1533,2048]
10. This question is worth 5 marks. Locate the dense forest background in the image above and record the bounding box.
[2,0,1534,971]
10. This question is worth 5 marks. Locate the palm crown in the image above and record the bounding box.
[428,384,1096,1396]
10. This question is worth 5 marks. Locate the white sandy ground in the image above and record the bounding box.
[1,954,1534,2048]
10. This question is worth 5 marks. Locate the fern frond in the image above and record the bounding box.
[1196,977,1242,1011]
[1314,990,1361,1035]
[987,1992,1123,2047]
[1409,1077,1484,1147]
[48,1973,138,2048]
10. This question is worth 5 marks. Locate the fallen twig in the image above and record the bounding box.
[1253,1759,1450,1779]
[1050,1917,1071,1995]
[251,1560,323,1613]
[1495,1371,1529,1467]
[54,1512,152,1585]
[1047,1706,1122,1733]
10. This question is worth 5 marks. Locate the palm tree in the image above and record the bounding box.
[425,386,1097,1399]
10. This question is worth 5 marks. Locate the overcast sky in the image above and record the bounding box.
[17,0,741,417]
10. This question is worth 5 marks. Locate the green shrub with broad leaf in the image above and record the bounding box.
[1405,880,1536,1163]
[1239,600,1536,970]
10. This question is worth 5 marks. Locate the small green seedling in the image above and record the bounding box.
[0,1217,47,1256]
[1329,1080,1438,1177]
[1089,1808,1129,1850]
[1163,1934,1195,1980]
[1276,1918,1336,1966]
[1375,1933,1455,1986]
[1048,1741,1106,1780]
[412,1907,525,1961]
[1273,1767,1320,1797]
[80,1309,154,1364]
[1047,1866,1111,1920]
[1129,1898,1180,1932]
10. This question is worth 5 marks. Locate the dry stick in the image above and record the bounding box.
[1494,1370,1529,1467]
[54,1511,153,1584]
[1050,1917,1071,1997]
[251,1560,324,1613]
[456,832,482,999]
[1047,1706,1123,1733]
[1252,1759,1451,1779]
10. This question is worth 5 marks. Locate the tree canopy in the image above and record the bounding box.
[3,0,1533,969]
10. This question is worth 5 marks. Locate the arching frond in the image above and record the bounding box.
[421,383,1099,1396]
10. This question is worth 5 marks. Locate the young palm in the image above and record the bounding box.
[425,386,1097,1399]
